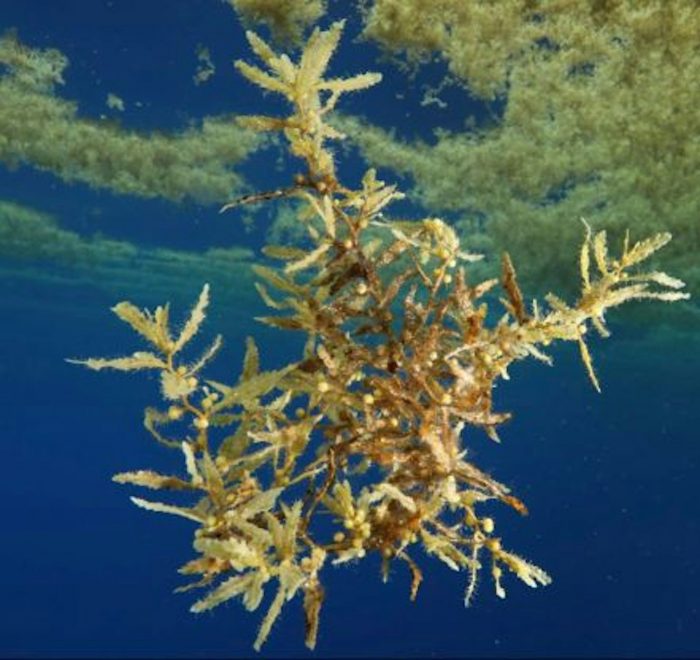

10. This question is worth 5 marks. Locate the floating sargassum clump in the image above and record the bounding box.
[73,22,688,651]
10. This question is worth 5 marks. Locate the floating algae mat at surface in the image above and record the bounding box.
[72,22,689,652]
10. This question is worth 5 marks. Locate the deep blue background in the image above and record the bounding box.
[1,1,698,657]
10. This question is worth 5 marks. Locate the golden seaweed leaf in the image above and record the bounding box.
[374,483,417,513]
[544,292,572,314]
[501,252,528,324]
[302,577,324,650]
[577,332,601,393]
[236,114,289,132]
[254,502,308,650]
[227,446,278,478]
[188,530,270,612]
[321,71,385,96]
[255,315,306,331]
[129,496,207,524]
[420,528,472,572]
[300,191,336,239]
[68,351,166,372]
[592,229,609,276]
[254,282,285,310]
[112,300,172,353]
[621,231,672,268]
[193,535,267,575]
[208,362,297,411]
[495,548,552,592]
[217,423,251,461]
[248,414,321,459]
[188,334,223,375]
[252,264,306,296]
[235,59,290,96]
[254,560,305,651]
[634,271,686,290]
[237,488,284,520]
[112,470,197,491]
[262,244,309,261]
[345,168,405,219]
[285,241,332,274]
[143,407,181,449]
[297,23,343,90]
[240,336,260,381]
[182,441,205,488]
[273,502,305,556]
[579,226,591,291]
[191,572,265,613]
[321,480,354,519]
[173,284,210,353]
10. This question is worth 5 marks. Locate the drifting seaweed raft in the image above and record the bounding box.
[74,24,688,651]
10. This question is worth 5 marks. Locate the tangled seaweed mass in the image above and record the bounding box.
[70,22,690,651]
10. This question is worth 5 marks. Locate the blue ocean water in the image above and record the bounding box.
[0,1,698,657]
